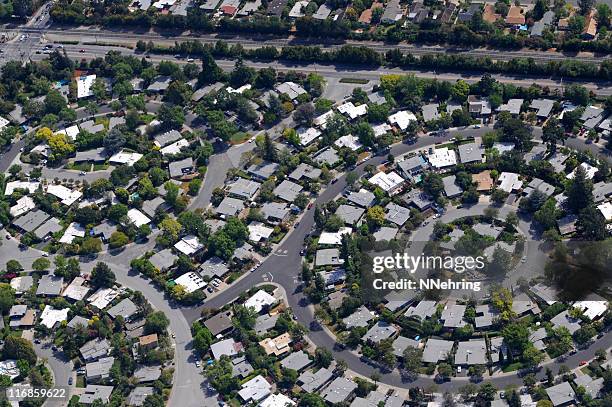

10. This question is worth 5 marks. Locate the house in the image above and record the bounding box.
[248,162,279,181]
[199,256,229,279]
[59,222,86,244]
[10,196,35,217]
[127,387,154,406]
[147,76,172,92]
[154,130,182,148]
[422,104,440,122]
[454,339,487,365]
[505,5,525,26]
[174,271,205,293]
[80,338,111,361]
[76,74,97,99]
[297,367,333,392]
[211,338,243,360]
[593,181,612,203]
[512,293,541,317]
[134,365,161,383]
[259,332,292,356]
[248,222,274,242]
[47,184,82,206]
[368,171,404,195]
[335,134,363,151]
[373,226,398,242]
[109,150,143,166]
[62,276,90,301]
[204,310,233,336]
[168,157,194,179]
[597,202,612,222]
[297,127,321,147]
[373,123,392,137]
[397,155,429,182]
[422,338,454,363]
[127,208,150,228]
[107,298,138,320]
[531,10,554,37]
[380,0,402,23]
[468,95,492,116]
[321,377,358,404]
[9,305,35,328]
[255,314,279,335]
[347,189,376,208]
[10,276,33,295]
[545,381,575,407]
[567,162,598,180]
[319,227,352,245]
[232,356,254,378]
[574,374,604,399]
[550,310,581,334]
[273,180,303,202]
[473,223,503,239]
[497,99,523,116]
[260,202,290,223]
[280,350,312,371]
[88,288,119,309]
[531,283,558,305]
[275,81,307,100]
[392,336,419,358]
[138,334,159,350]
[86,356,115,382]
[498,172,522,193]
[388,110,417,131]
[441,304,467,328]
[313,3,332,19]
[335,204,365,225]
[245,290,277,313]
[482,3,500,23]
[582,10,597,39]
[260,394,296,407]
[37,274,63,297]
[238,375,271,402]
[314,147,341,167]
[529,99,555,119]
[79,385,114,405]
[458,142,485,164]
[442,175,463,198]
[473,170,493,191]
[361,321,398,343]
[580,106,604,129]
[427,147,457,169]
[216,197,244,218]
[343,305,373,328]
[228,178,261,200]
[289,163,322,182]
[524,178,555,198]
[149,249,178,271]
[315,248,344,267]
[385,202,411,226]
[557,215,578,235]
[403,189,434,211]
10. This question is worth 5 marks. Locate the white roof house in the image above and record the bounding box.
[0,116,9,131]
[127,209,151,228]
[238,375,272,402]
[260,393,296,407]
[368,171,404,195]
[77,74,97,99]
[10,196,35,217]
[574,300,608,320]
[597,202,612,221]
[318,227,352,245]
[388,110,417,131]
[248,222,274,242]
[0,360,20,379]
[174,272,205,293]
[245,290,276,313]
[337,102,368,120]
[427,147,457,169]
[109,150,144,166]
[174,235,204,256]
[567,162,598,180]
[46,184,83,206]
[288,0,309,17]
[59,222,86,244]
[334,134,363,151]
[297,127,321,146]
[498,172,523,193]
[373,123,392,137]
[39,305,69,329]
[160,139,189,155]
[88,288,119,309]
[313,110,334,128]
[4,181,39,195]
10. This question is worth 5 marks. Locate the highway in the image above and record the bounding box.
[9,25,612,64]
[23,43,612,96]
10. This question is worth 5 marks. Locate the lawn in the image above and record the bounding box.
[230,132,250,144]
[502,362,523,373]
[76,375,85,388]
[93,164,109,171]
[339,78,369,84]
[66,162,91,172]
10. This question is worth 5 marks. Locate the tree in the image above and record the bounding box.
[532,0,548,19]
[80,237,102,254]
[578,0,594,14]
[489,246,513,275]
[6,260,23,274]
[44,90,66,115]
[522,344,545,368]
[192,323,213,354]
[103,126,127,155]
[577,205,607,240]
[158,104,185,129]
[502,321,530,353]
[534,199,558,230]
[108,203,128,223]
[294,103,315,125]
[0,284,15,314]
[145,311,169,335]
[402,346,422,376]
[366,206,385,229]
[542,118,566,152]
[566,165,593,213]
[423,172,444,199]
[199,51,223,84]
[32,258,51,272]
[142,394,165,407]
[109,231,130,249]
[437,363,453,380]
[451,80,470,102]
[90,262,116,288]
[314,347,333,368]
[3,337,36,365]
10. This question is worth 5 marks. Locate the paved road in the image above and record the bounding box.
[11,26,612,64]
[29,45,612,96]
[33,341,74,407]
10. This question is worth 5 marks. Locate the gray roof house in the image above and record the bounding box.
[247,161,279,181]
[384,202,411,226]
[79,385,114,405]
[80,338,111,361]
[362,321,398,343]
[168,157,193,178]
[86,356,115,381]
[422,104,440,122]
[392,336,419,357]
[545,381,575,406]
[315,248,344,267]
[204,310,234,336]
[107,298,138,320]
[422,338,454,363]
[347,189,376,208]
[200,256,229,279]
[458,142,485,164]
[454,339,487,365]
[335,204,365,225]
[405,300,437,320]
[127,387,154,406]
[273,180,303,202]
[149,249,178,271]
[441,304,467,328]
[216,197,244,217]
[321,377,358,404]
[36,274,63,296]
[289,163,322,181]
[134,365,162,383]
[442,175,463,198]
[13,209,49,233]
[580,106,605,129]
[298,367,333,393]
[529,99,555,118]
[228,178,261,200]
[147,76,172,92]
[260,202,290,223]
[280,350,312,371]
[343,305,373,328]
[381,0,402,23]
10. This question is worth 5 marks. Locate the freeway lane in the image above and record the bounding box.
[29,45,612,96]
[11,25,611,64]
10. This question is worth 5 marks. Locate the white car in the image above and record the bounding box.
[187,58,194,63]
